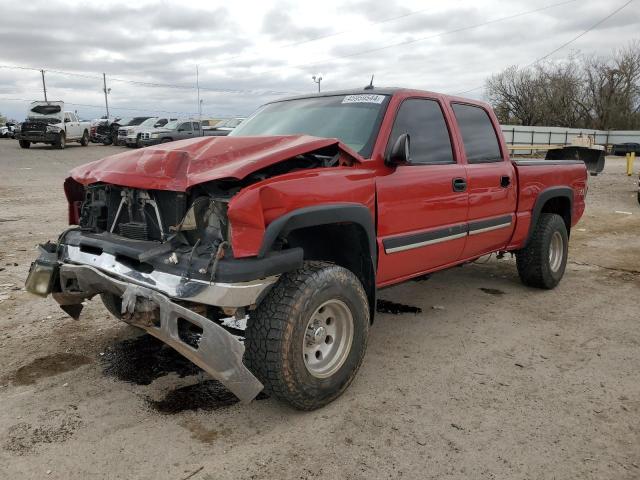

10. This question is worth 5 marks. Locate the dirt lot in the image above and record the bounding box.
[0,139,639,480]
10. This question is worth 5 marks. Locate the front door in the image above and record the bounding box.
[376,98,469,285]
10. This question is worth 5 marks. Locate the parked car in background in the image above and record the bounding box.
[120,117,176,147]
[139,119,202,146]
[205,117,245,136]
[90,117,121,144]
[15,101,90,149]
[201,118,223,131]
[1,122,16,138]
[112,117,152,146]
[612,142,640,156]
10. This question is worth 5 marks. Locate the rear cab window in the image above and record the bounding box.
[451,103,503,163]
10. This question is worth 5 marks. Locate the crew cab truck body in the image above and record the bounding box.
[16,101,90,149]
[26,88,587,410]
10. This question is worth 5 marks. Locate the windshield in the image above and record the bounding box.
[230,94,389,156]
[163,120,180,129]
[128,117,151,126]
[140,117,159,127]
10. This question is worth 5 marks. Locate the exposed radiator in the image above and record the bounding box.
[118,222,148,241]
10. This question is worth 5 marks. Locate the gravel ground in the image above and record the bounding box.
[0,140,639,480]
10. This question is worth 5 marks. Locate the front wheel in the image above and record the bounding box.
[244,261,370,410]
[516,213,568,289]
[80,130,89,146]
[19,140,30,149]
[56,133,66,149]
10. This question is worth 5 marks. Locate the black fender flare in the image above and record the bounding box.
[257,203,377,267]
[524,186,573,246]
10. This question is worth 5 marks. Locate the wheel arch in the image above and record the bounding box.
[258,204,377,322]
[525,187,573,247]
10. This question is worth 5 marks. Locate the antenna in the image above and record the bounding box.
[364,75,374,90]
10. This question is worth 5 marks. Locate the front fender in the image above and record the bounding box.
[227,167,376,258]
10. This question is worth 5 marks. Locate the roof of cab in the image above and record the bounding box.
[268,87,484,106]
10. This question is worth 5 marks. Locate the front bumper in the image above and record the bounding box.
[25,241,272,402]
[15,131,59,142]
[62,263,262,402]
[124,135,139,145]
[139,138,162,146]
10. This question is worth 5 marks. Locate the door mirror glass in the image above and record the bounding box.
[386,133,410,166]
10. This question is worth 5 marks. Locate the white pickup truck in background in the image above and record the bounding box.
[15,101,91,149]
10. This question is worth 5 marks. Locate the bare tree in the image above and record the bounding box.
[485,40,640,129]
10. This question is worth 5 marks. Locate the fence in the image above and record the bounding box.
[499,125,640,151]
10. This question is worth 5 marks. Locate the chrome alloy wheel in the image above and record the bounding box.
[303,299,354,378]
[549,230,564,273]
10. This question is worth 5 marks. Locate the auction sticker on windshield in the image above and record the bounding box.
[342,94,386,104]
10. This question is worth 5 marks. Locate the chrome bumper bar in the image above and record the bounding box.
[58,264,264,403]
[61,244,278,308]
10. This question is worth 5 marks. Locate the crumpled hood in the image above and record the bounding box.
[70,135,361,191]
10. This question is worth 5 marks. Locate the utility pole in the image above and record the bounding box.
[196,65,201,122]
[40,69,48,102]
[102,73,111,118]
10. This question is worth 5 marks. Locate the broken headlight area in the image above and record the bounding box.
[25,242,59,297]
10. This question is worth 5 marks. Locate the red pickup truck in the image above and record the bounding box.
[26,88,587,410]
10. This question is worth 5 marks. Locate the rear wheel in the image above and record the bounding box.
[516,213,568,289]
[244,261,370,410]
[80,130,89,146]
[19,140,30,149]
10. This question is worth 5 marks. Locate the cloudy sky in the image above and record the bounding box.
[0,0,638,121]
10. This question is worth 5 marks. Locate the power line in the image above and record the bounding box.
[0,95,251,117]
[207,3,477,68]
[0,0,575,95]
[0,96,198,115]
[453,0,635,96]
[247,0,579,76]
[0,64,300,96]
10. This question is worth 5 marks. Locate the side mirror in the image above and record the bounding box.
[64,118,70,123]
[386,133,410,166]
[177,128,184,132]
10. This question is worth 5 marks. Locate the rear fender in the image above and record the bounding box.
[523,186,573,247]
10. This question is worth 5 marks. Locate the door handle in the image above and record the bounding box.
[500,175,511,188]
[452,177,467,192]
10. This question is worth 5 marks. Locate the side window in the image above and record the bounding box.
[201,120,210,127]
[64,112,72,122]
[387,99,454,164]
[192,122,200,130]
[451,104,502,163]
[179,122,193,132]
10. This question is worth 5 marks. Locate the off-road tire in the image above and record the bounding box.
[101,293,123,319]
[516,213,568,289]
[19,140,30,149]
[80,130,89,146]
[56,133,66,149]
[244,261,370,410]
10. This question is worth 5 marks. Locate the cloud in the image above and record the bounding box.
[0,0,638,122]
[261,8,327,41]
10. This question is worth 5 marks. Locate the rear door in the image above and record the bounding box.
[376,97,469,285]
[450,103,516,259]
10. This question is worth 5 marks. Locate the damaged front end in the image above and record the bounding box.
[25,135,361,402]
[26,181,301,402]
